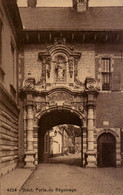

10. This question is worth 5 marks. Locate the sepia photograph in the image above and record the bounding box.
[0,0,123,194]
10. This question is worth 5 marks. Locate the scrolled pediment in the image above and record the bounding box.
[46,45,81,58]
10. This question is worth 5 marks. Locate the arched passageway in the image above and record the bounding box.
[97,133,116,167]
[38,109,83,166]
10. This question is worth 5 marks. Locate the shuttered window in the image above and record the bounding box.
[112,72,120,91]
[102,58,111,90]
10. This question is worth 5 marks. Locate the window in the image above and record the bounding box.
[102,58,111,90]
[11,41,15,84]
[10,40,17,97]
[0,18,5,79]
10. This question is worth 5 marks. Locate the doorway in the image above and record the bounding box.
[97,133,116,167]
[38,108,83,167]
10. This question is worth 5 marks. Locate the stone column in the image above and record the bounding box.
[85,77,99,167]
[22,76,36,168]
[80,126,83,167]
[25,99,35,168]
[86,101,96,167]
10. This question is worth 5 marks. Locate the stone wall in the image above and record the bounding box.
[0,87,19,175]
[0,1,18,94]
[0,1,20,175]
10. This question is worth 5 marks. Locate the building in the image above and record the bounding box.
[18,0,123,168]
[41,125,74,159]
[59,125,74,155]
[74,126,81,153]
[0,0,22,175]
[1,0,123,174]
[50,127,63,157]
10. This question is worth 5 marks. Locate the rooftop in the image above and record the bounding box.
[19,6,123,31]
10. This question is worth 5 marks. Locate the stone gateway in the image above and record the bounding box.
[0,0,123,175]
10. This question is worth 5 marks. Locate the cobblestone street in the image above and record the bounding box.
[18,154,123,195]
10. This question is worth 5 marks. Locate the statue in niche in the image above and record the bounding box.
[55,55,66,81]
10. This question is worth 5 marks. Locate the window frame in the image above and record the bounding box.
[0,17,5,78]
[101,58,111,91]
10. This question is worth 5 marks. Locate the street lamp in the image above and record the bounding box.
[49,129,57,139]
[54,130,57,137]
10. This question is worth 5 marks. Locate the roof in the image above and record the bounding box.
[19,6,123,31]
[3,0,23,31]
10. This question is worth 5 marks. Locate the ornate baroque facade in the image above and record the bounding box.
[18,0,123,168]
[1,0,123,175]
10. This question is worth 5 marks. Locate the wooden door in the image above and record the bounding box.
[97,133,116,167]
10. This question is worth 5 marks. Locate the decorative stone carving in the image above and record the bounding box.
[35,103,47,119]
[48,92,72,102]
[36,104,43,113]
[35,103,47,113]
[74,57,83,86]
[85,77,100,91]
[75,78,83,86]
[38,46,82,87]
[74,58,79,77]
[69,46,74,51]
[78,105,84,112]
[54,36,66,45]
[38,52,51,83]
[68,57,74,78]
[46,57,51,78]
[41,60,46,83]
[23,76,35,90]
[78,105,87,121]
[46,45,53,51]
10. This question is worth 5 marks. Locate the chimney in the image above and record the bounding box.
[27,0,37,7]
[73,0,89,12]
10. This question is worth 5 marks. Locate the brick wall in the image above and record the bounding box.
[22,44,96,86]
[95,44,123,130]
[96,92,123,128]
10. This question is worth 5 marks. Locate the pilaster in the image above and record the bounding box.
[84,77,99,167]
[24,95,35,168]
[21,76,36,168]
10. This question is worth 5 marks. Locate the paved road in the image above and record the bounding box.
[19,154,123,195]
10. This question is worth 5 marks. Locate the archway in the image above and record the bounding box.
[38,108,83,167]
[97,133,116,167]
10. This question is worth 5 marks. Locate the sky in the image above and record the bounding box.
[17,0,123,7]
